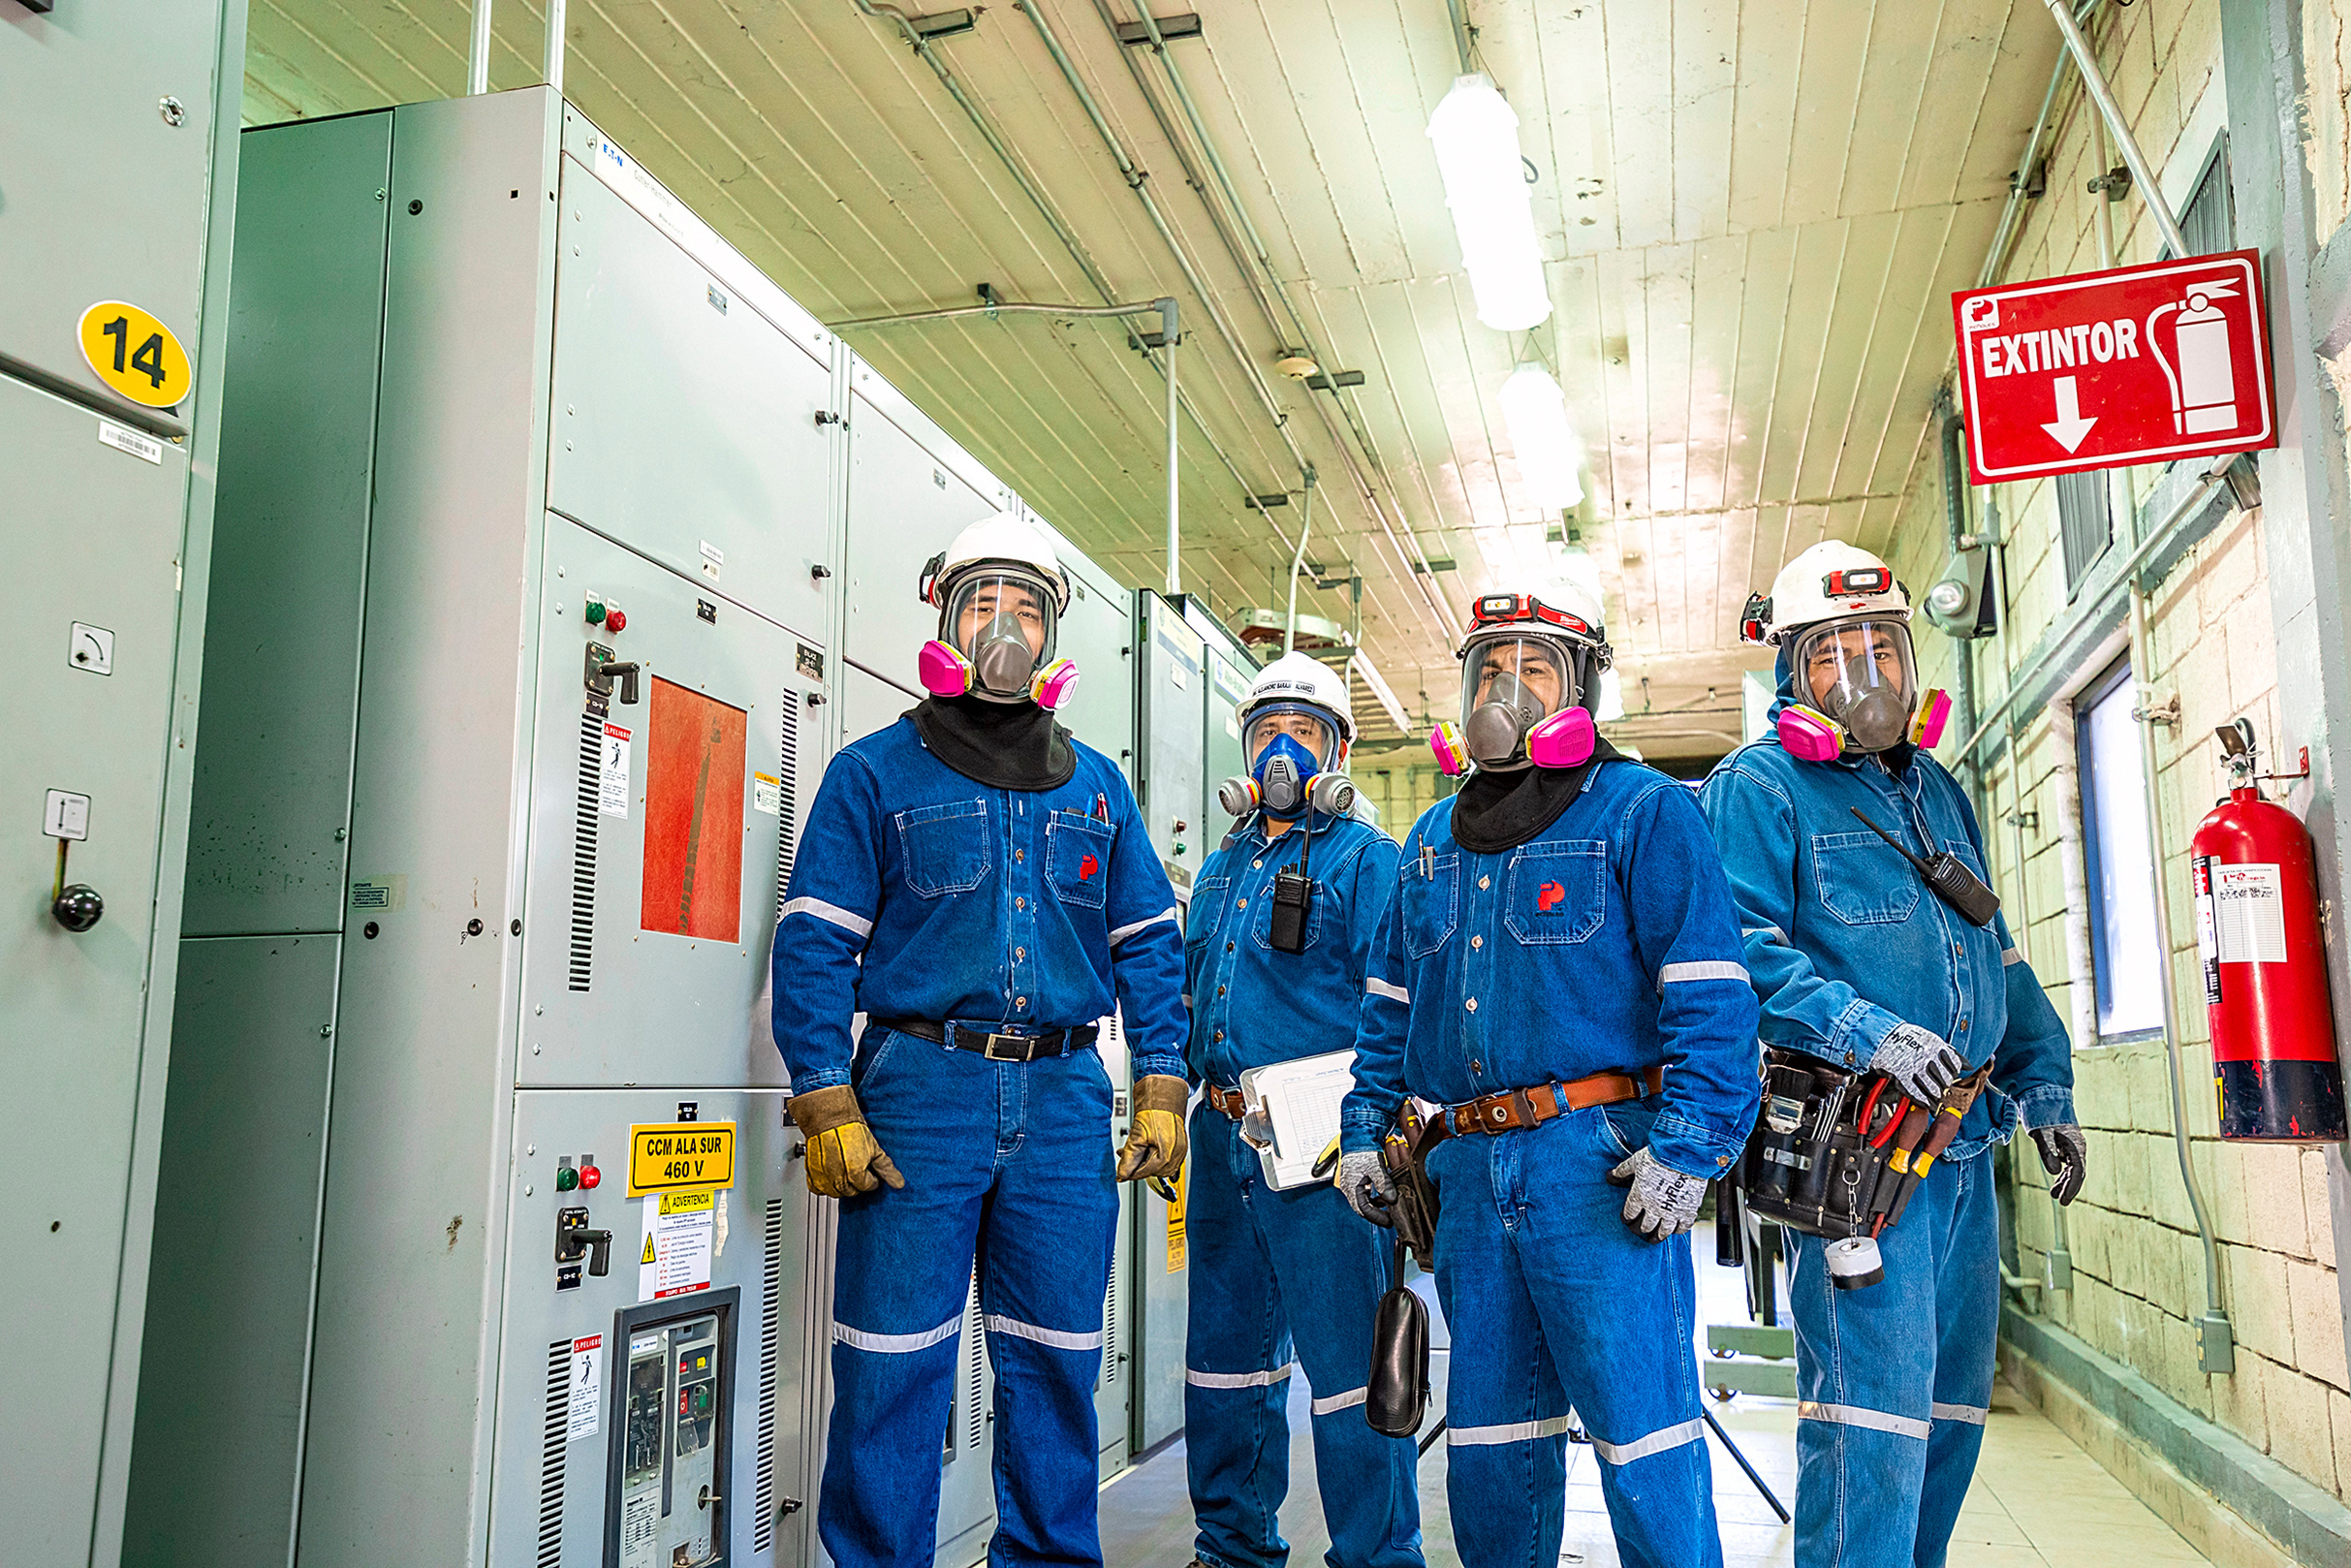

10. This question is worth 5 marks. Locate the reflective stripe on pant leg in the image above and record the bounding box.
[833,1313,964,1354]
[1798,1400,1931,1440]
[1586,1417,1705,1466]
[1186,1364,1295,1390]
[1928,1401,1987,1426]
[1446,1414,1576,1446]
[1307,1386,1366,1416]
[984,1312,1106,1352]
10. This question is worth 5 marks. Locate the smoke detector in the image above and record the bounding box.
[1274,349,1320,380]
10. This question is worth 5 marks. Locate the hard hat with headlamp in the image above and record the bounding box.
[1740,540,1952,761]
[915,512,1081,709]
[1217,651,1359,820]
[1427,587,1614,776]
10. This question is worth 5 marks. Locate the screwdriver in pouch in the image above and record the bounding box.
[1849,807,2002,927]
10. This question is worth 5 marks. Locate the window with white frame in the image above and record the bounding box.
[2077,659,2166,1038]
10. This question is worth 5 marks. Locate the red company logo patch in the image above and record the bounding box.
[1537,881,1566,913]
[1080,854,1099,882]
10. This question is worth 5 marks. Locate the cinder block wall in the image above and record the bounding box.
[1882,0,2351,1504]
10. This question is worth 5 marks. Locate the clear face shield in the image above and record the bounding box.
[938,570,1059,701]
[1790,616,1918,753]
[1459,634,1581,768]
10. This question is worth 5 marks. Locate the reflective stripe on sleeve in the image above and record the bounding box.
[1930,1401,1989,1426]
[782,895,874,939]
[1308,1386,1368,1416]
[2002,947,2024,966]
[1799,1400,1931,1440]
[1185,1364,1295,1390]
[1746,925,1788,945]
[1110,907,1177,948]
[1658,960,1749,988]
[1447,1414,1574,1447]
[1588,1418,1704,1466]
[1365,976,1410,1005]
[984,1313,1105,1352]
[833,1313,962,1354]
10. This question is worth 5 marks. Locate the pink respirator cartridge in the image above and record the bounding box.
[1907,688,1951,749]
[1429,722,1469,777]
[1527,707,1597,769]
[1776,705,1845,763]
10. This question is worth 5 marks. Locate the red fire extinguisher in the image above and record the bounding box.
[2190,721,2346,1143]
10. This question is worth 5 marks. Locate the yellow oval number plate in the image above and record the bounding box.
[78,300,192,408]
[628,1121,736,1197]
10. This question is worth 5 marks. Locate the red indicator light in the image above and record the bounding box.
[605,608,627,633]
[579,1163,601,1189]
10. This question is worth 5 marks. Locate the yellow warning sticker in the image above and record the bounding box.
[627,1121,736,1197]
[1165,1166,1188,1273]
[641,1234,658,1264]
[78,300,192,408]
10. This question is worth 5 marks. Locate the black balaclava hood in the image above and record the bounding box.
[1451,732,1623,855]
[912,694,1077,791]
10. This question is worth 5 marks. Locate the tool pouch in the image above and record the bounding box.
[1379,1103,1441,1271]
[1736,1049,1895,1242]
[1365,1238,1431,1438]
[1269,871,1313,954]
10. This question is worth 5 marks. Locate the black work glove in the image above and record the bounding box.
[2030,1124,2087,1206]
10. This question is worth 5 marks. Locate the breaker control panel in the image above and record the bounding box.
[610,1295,735,1567]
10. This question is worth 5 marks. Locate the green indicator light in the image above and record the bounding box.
[584,595,606,625]
[555,1165,579,1191]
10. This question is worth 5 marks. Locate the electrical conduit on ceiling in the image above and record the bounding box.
[1087,0,1464,643]
[845,0,1281,596]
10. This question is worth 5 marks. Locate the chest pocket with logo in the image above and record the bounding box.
[1503,840,1608,945]
[1810,830,1922,926]
[1400,850,1459,957]
[896,798,993,897]
[1046,811,1113,910]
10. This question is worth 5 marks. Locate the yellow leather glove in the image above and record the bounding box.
[1116,1075,1190,1182]
[789,1084,906,1198]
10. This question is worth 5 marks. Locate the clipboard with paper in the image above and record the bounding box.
[1236,1049,1358,1190]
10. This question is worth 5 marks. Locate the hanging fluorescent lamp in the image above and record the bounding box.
[1427,74,1552,330]
[1497,364,1584,510]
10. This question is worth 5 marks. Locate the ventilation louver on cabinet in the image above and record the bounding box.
[756,1198,782,1553]
[1101,1268,1120,1392]
[965,1273,987,1452]
[775,694,801,908]
[570,712,601,991]
[539,1339,570,1567]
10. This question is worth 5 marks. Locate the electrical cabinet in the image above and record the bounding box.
[1,6,242,1565]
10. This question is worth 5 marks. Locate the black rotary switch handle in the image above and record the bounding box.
[53,884,104,932]
[555,1207,614,1276]
[598,660,642,706]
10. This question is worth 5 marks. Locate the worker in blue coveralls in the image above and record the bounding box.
[1181,650,1423,1568]
[1335,587,1762,1568]
[771,512,1193,1568]
[1698,540,2086,1568]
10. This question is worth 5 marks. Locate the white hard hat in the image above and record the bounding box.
[1742,541,1910,645]
[920,511,1070,612]
[1238,650,1355,744]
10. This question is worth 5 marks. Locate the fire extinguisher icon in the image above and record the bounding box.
[2147,280,2241,436]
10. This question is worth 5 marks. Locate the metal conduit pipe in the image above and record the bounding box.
[469,0,493,93]
[1979,0,2106,288]
[545,0,565,93]
[1938,405,1982,802]
[847,0,1299,596]
[2041,0,2225,1362]
[1286,468,1316,653]
[1101,1,1465,643]
[1012,0,1452,633]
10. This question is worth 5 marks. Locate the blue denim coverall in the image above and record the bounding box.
[1339,761,1762,1568]
[773,714,1188,1568]
[1182,808,1422,1568]
[1698,656,2075,1568]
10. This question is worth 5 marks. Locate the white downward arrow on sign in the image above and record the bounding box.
[2042,375,2098,452]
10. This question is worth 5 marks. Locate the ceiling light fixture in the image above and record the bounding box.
[1497,364,1584,510]
[1426,74,1552,331]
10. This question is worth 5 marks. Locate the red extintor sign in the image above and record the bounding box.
[1951,249,2275,485]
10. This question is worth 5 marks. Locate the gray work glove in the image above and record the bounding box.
[2031,1124,2088,1206]
[1336,1149,1395,1227]
[1871,1022,1968,1106]
[1607,1147,1705,1241]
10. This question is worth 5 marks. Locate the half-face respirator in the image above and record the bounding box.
[1216,713,1357,821]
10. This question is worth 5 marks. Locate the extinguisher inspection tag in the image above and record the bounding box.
[2211,862,2289,965]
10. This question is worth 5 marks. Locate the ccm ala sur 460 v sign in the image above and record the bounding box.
[1952,249,2275,485]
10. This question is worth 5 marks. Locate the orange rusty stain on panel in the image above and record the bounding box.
[642,676,747,942]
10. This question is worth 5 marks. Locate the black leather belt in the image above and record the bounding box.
[874,1018,1100,1062]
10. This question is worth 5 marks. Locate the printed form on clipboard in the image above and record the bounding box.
[1237,1049,1358,1190]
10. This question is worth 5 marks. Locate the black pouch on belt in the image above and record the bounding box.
[1269,870,1314,954]
[1365,1237,1431,1438]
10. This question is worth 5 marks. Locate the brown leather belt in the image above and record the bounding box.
[1434,1066,1664,1142]
[1207,1083,1248,1120]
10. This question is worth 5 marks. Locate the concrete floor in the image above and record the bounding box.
[1097,1251,2213,1568]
